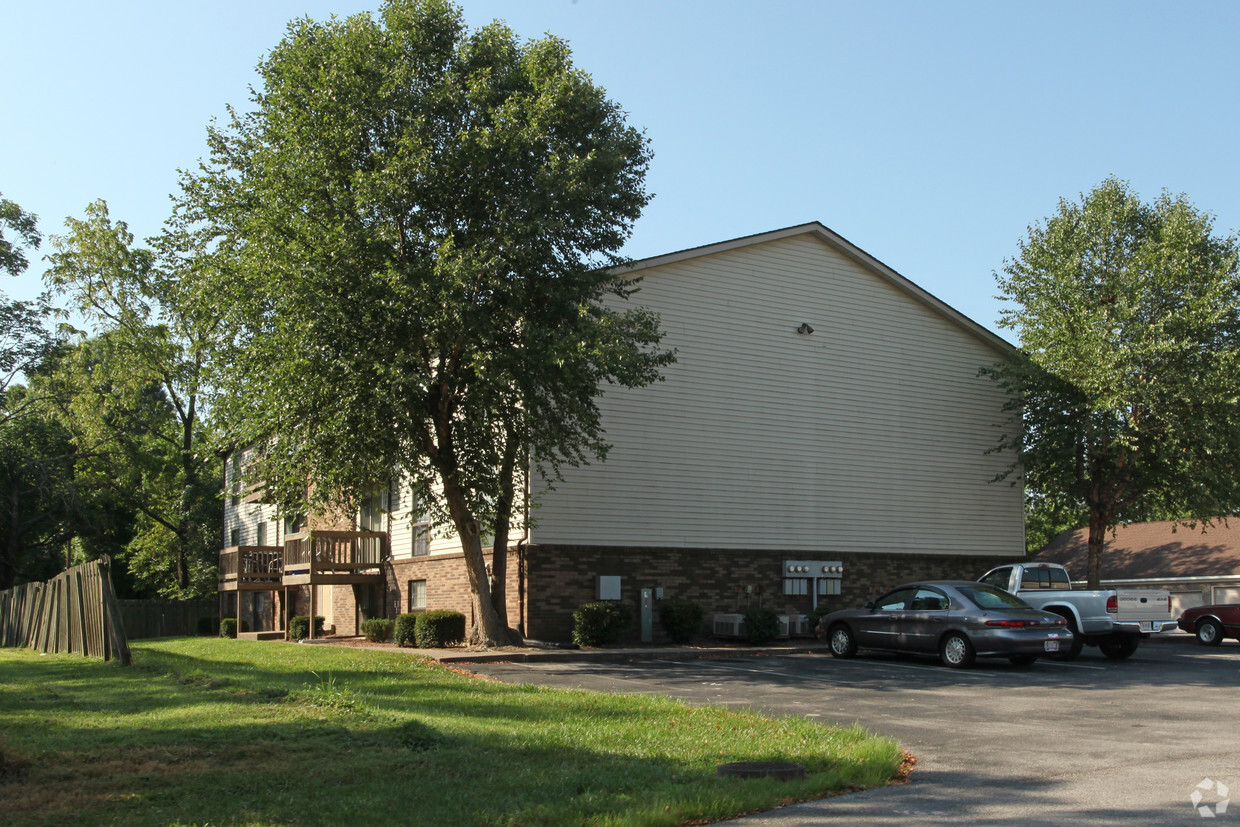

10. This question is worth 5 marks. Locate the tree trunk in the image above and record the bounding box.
[1086,509,1107,589]
[440,474,508,647]
[488,423,520,632]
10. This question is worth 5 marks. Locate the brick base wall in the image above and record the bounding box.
[387,551,520,639]
[270,544,1018,644]
[522,543,1017,642]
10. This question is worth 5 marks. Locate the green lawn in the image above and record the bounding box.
[0,639,905,826]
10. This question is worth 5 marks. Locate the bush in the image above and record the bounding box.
[572,601,632,647]
[361,618,394,643]
[288,615,326,642]
[394,613,419,647]
[659,599,704,645]
[414,610,466,648]
[219,618,250,639]
[742,607,781,645]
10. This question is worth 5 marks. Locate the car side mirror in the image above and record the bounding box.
[864,600,876,610]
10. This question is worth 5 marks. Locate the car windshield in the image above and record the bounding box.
[957,585,1034,610]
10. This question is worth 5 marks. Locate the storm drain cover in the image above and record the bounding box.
[716,761,806,780]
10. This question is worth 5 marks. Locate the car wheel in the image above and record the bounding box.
[1098,635,1140,660]
[939,632,975,668]
[828,624,858,658]
[1196,618,1224,646]
[1008,654,1038,666]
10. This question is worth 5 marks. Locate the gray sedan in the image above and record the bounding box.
[816,581,1074,667]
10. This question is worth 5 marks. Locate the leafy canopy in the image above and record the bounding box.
[178,0,671,643]
[988,177,1240,581]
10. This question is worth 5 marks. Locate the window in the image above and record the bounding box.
[230,453,242,507]
[285,513,306,535]
[979,568,1011,590]
[875,588,915,611]
[408,579,427,611]
[229,528,240,547]
[1019,566,1070,590]
[908,588,949,611]
[360,488,385,532]
[256,521,267,547]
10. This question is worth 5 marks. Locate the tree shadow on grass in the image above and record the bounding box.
[0,644,902,827]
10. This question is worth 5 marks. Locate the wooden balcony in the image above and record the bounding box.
[218,531,386,592]
[278,530,385,586]
[219,546,284,592]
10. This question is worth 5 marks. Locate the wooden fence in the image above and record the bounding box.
[119,599,218,639]
[0,557,132,665]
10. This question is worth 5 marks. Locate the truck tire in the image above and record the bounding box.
[1196,618,1224,646]
[1048,612,1083,661]
[1098,635,1140,660]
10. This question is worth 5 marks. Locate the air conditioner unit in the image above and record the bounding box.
[712,613,744,638]
[782,614,812,637]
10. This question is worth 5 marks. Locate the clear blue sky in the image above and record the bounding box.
[5,0,1239,339]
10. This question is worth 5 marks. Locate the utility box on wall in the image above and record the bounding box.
[597,575,622,601]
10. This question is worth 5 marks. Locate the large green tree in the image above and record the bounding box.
[988,177,1240,585]
[178,0,672,645]
[44,201,220,597]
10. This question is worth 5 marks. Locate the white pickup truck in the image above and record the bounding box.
[978,562,1176,660]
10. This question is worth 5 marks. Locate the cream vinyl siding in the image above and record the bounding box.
[532,232,1024,556]
[387,476,514,558]
[223,450,279,547]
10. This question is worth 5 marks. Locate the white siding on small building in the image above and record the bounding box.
[531,230,1024,556]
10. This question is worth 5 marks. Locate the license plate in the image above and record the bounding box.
[1044,640,1059,652]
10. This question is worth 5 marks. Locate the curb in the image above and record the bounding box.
[436,643,833,665]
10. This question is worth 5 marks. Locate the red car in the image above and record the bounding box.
[1178,604,1240,645]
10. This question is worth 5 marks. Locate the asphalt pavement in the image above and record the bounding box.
[454,633,1240,826]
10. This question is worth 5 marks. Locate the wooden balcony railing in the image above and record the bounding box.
[219,546,284,587]
[219,531,386,590]
[283,530,385,573]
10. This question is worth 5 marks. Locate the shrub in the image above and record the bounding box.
[394,613,419,647]
[572,601,632,647]
[414,610,466,648]
[361,618,394,643]
[288,615,326,642]
[219,618,250,639]
[659,599,704,644]
[742,607,781,645]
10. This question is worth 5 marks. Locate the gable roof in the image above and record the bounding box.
[619,222,1015,356]
[1034,519,1240,579]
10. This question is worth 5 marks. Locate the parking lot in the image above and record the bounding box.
[467,637,1240,825]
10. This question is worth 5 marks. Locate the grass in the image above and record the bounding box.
[0,638,905,826]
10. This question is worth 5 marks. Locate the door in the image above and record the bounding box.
[853,587,914,649]
[899,587,951,652]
